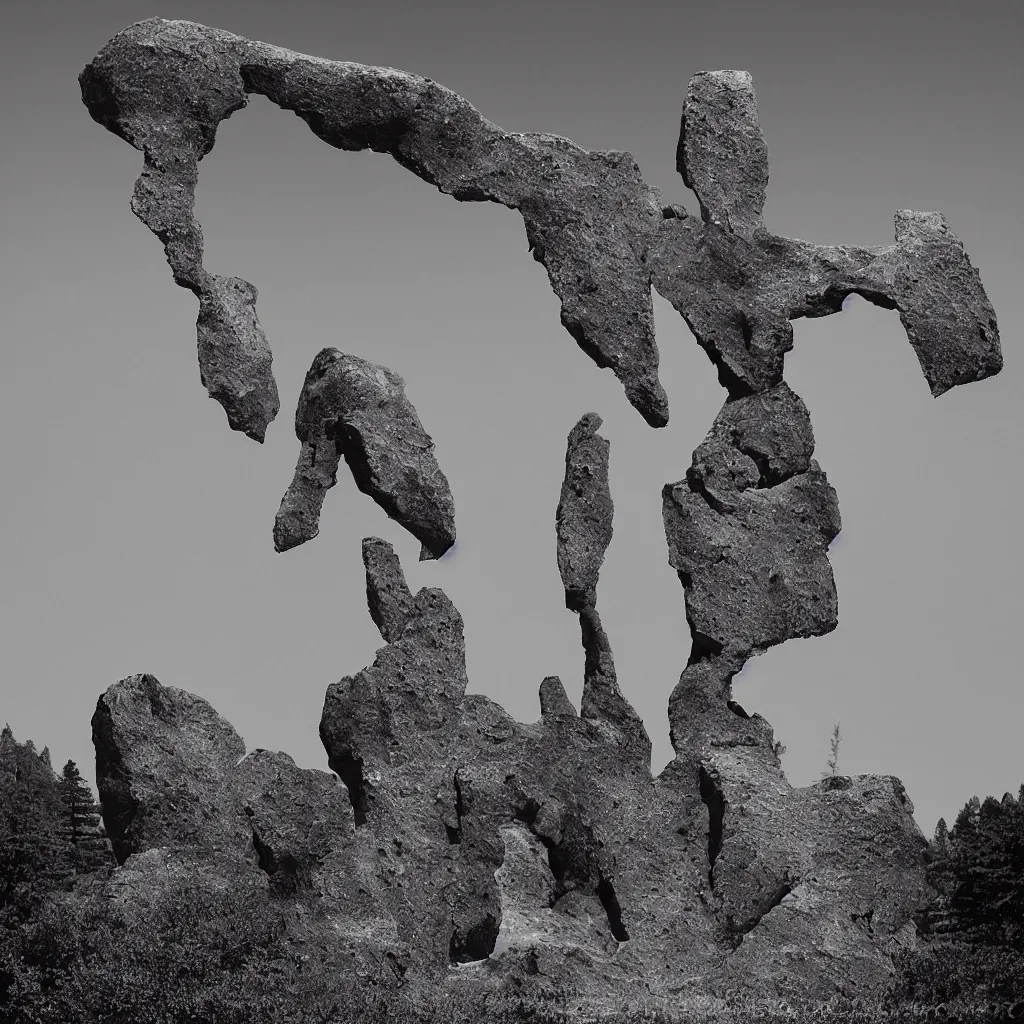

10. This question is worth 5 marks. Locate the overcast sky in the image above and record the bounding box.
[1,0,1021,839]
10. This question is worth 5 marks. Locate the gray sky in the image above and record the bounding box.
[1,0,1021,840]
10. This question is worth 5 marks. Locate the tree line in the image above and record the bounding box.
[0,724,114,923]
[889,784,1024,1010]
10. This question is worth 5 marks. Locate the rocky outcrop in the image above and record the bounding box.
[91,485,928,1009]
[82,16,1003,1016]
[274,348,455,560]
[92,596,929,1008]
[80,19,1000,443]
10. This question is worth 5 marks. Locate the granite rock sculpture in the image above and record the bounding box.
[80,19,1000,443]
[274,348,455,560]
[82,16,1004,1017]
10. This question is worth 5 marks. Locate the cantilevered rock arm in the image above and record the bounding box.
[651,72,1001,399]
[80,16,669,433]
[274,349,455,560]
[82,20,1001,444]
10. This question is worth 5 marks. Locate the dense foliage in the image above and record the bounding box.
[886,785,1024,1014]
[0,726,114,922]
[2,721,1022,1021]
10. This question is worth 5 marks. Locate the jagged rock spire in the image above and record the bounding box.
[274,349,456,560]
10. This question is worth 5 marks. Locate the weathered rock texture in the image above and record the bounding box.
[83,16,1004,1017]
[80,20,1000,442]
[92,562,929,1009]
[274,348,455,560]
[556,413,613,612]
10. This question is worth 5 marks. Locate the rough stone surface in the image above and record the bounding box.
[82,17,1004,1018]
[362,536,416,643]
[274,348,455,560]
[82,18,1000,443]
[663,383,841,660]
[92,594,929,1009]
[87,432,927,1006]
[556,413,613,612]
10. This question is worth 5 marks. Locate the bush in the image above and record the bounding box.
[0,872,374,1024]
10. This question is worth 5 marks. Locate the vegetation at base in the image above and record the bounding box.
[1,722,1022,1022]
[884,784,1024,1017]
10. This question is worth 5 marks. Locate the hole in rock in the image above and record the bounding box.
[332,755,369,827]
[513,797,541,828]
[449,913,501,963]
[546,843,569,889]
[687,627,724,667]
[737,310,753,350]
[446,771,467,844]
[597,875,630,941]
[250,829,309,897]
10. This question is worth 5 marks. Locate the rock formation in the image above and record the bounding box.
[91,518,930,1007]
[80,20,999,443]
[81,16,1004,1016]
[274,348,455,560]
[555,413,613,613]
[88,400,957,1006]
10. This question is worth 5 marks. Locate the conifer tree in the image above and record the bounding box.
[0,728,73,920]
[952,794,980,839]
[945,790,1024,946]
[822,722,842,777]
[58,761,113,875]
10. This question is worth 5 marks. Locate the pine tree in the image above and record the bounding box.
[822,722,842,777]
[952,794,981,840]
[0,728,74,921]
[946,790,1024,946]
[58,761,113,875]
